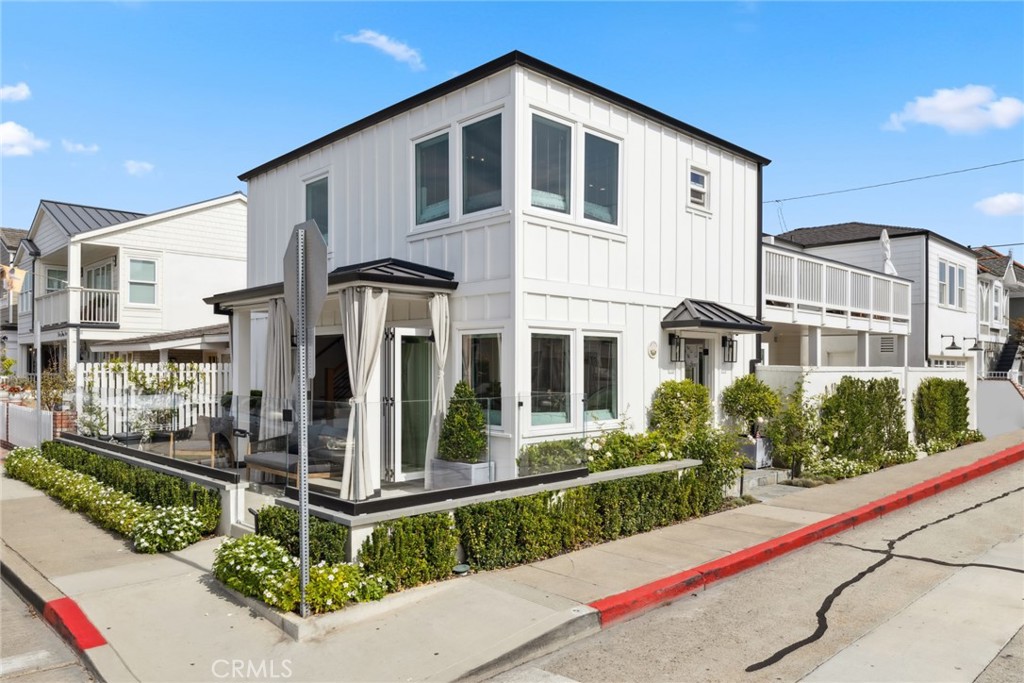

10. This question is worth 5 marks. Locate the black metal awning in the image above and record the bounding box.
[661,298,771,333]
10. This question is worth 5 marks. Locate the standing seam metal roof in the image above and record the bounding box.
[39,200,147,236]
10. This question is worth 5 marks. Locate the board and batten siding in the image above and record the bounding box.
[245,70,515,299]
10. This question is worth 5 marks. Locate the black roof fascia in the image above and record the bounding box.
[239,51,770,181]
[661,298,772,333]
[22,239,40,257]
[662,318,773,333]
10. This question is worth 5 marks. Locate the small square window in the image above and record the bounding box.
[689,168,709,209]
[46,268,67,293]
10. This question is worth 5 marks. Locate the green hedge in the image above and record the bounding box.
[647,379,712,437]
[914,378,970,445]
[358,514,460,590]
[41,441,220,533]
[818,376,908,467]
[455,469,713,571]
[254,505,349,565]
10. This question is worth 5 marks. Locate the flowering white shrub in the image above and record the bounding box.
[133,506,207,553]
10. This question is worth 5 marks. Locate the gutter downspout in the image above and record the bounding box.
[924,233,930,366]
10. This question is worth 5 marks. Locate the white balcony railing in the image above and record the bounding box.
[34,287,119,326]
[763,244,911,332]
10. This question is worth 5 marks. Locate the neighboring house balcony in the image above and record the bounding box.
[762,243,912,336]
[34,287,119,327]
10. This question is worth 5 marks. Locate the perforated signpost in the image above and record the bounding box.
[282,219,328,618]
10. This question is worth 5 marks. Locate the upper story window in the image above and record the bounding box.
[938,260,965,309]
[415,133,450,224]
[45,267,67,293]
[531,115,571,214]
[689,167,709,210]
[994,283,1002,323]
[305,177,329,243]
[583,133,619,225]
[462,115,502,215]
[128,259,156,305]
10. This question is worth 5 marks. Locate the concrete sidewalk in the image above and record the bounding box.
[1,431,1022,683]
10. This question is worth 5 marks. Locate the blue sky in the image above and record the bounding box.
[2,1,1022,251]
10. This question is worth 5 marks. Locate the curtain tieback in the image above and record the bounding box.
[349,397,365,406]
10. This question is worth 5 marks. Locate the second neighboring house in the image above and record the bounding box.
[1,227,29,332]
[973,245,1023,373]
[774,222,979,369]
[12,192,247,374]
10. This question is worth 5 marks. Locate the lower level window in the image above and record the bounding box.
[584,337,617,421]
[531,334,569,425]
[463,333,501,426]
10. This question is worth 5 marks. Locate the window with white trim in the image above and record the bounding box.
[583,133,619,224]
[994,283,1002,324]
[463,333,501,426]
[462,114,502,215]
[45,267,67,293]
[938,260,965,309]
[128,259,156,304]
[979,282,991,322]
[415,133,450,224]
[688,166,710,210]
[530,333,570,426]
[305,177,329,243]
[531,115,571,214]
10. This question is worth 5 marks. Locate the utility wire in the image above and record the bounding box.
[764,159,1024,204]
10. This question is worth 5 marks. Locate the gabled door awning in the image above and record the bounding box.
[661,298,771,333]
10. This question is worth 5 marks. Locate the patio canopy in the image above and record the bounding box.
[661,298,771,334]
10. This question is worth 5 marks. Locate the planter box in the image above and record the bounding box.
[740,437,772,469]
[429,459,493,489]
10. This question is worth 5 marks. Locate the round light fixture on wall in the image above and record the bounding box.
[647,341,658,358]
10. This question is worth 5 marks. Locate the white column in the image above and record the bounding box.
[231,309,252,457]
[857,332,870,367]
[806,327,822,367]
[158,348,169,363]
[896,335,908,368]
[67,242,81,326]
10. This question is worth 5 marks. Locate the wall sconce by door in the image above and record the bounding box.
[721,335,737,363]
[941,335,961,351]
[668,333,683,363]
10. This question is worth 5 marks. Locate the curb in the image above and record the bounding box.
[589,441,1024,626]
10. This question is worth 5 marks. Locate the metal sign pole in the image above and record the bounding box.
[296,228,310,619]
[35,319,42,447]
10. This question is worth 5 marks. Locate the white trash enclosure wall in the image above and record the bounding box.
[0,402,54,448]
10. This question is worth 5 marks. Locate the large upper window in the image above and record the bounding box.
[531,116,571,214]
[128,259,156,304]
[45,268,67,293]
[583,134,619,224]
[462,115,502,215]
[463,333,501,426]
[305,177,329,243]
[415,133,449,224]
[531,333,570,425]
[584,336,617,421]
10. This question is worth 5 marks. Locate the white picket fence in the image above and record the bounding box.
[0,402,53,448]
[75,362,231,435]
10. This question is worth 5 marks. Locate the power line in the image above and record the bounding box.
[764,159,1024,204]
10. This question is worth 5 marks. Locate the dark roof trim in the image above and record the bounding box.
[661,298,772,333]
[239,51,770,181]
[22,239,40,258]
[779,225,977,259]
[206,257,458,309]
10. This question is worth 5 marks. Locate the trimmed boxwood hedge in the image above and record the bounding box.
[40,441,221,533]
[254,505,349,565]
[358,513,460,590]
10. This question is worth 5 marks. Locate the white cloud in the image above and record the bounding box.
[124,159,154,176]
[339,29,425,71]
[0,82,31,102]
[884,85,1024,133]
[974,192,1024,216]
[62,139,99,154]
[0,121,49,156]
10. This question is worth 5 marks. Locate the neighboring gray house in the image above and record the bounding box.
[973,245,1023,373]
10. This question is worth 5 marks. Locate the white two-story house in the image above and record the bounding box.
[774,223,978,368]
[13,193,247,372]
[208,51,772,500]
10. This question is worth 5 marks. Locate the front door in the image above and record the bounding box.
[381,327,434,482]
[683,338,708,387]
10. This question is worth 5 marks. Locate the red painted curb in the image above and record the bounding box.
[590,441,1024,626]
[42,597,107,650]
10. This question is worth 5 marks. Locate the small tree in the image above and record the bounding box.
[720,374,780,437]
[437,381,487,463]
[648,379,712,439]
[762,379,818,477]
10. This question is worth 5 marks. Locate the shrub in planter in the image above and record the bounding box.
[306,563,387,613]
[648,380,712,438]
[254,505,349,564]
[518,438,585,475]
[213,534,299,612]
[438,381,487,463]
[133,506,207,553]
[819,376,908,467]
[762,380,819,476]
[358,513,459,590]
[720,374,780,436]
[914,378,970,446]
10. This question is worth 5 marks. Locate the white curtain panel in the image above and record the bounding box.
[260,298,293,443]
[339,286,389,501]
[424,294,450,471]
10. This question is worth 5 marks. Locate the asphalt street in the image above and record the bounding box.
[494,462,1024,683]
[0,579,93,682]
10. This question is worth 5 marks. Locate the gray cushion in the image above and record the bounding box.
[246,451,333,474]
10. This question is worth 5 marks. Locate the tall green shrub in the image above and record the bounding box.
[762,379,818,476]
[648,380,712,438]
[438,381,487,463]
[914,378,969,445]
[819,376,908,466]
[720,374,780,436]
